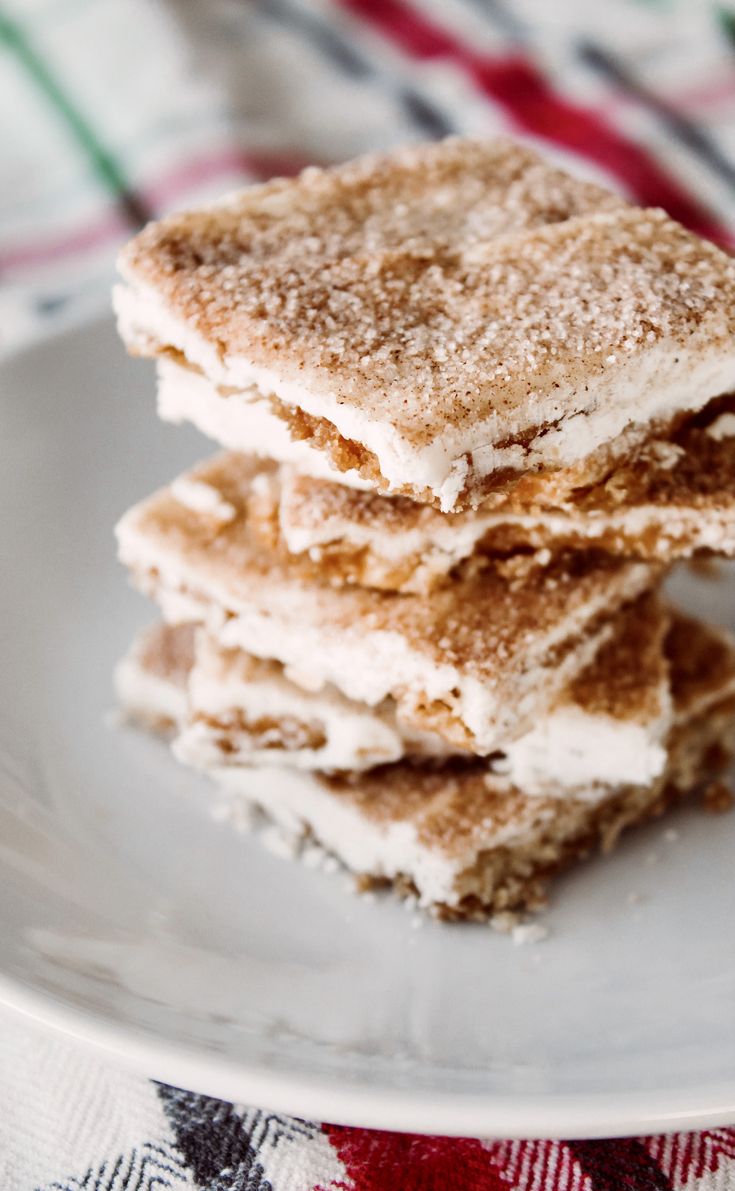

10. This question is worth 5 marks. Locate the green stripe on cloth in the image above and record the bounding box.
[0,8,150,227]
[718,7,735,49]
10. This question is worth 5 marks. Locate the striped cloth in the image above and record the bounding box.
[4,1016,735,1190]
[4,0,735,340]
[4,1,735,1187]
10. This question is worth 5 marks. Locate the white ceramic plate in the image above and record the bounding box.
[2,314,735,1139]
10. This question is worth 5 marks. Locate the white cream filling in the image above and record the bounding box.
[118,515,471,715]
[602,506,735,551]
[282,516,488,569]
[114,653,188,726]
[707,412,735,441]
[156,358,370,489]
[117,625,683,900]
[213,766,531,908]
[279,479,491,566]
[199,343,735,505]
[116,279,735,509]
[186,668,669,791]
[498,707,669,796]
[178,655,406,772]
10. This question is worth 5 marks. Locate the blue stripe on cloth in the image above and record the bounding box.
[255,0,456,138]
[579,41,735,192]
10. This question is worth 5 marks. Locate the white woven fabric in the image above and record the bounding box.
[4,1,735,1185]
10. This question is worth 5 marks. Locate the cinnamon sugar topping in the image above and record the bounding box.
[117,137,735,509]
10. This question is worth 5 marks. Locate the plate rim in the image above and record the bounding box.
[5,314,735,1140]
[3,968,735,1138]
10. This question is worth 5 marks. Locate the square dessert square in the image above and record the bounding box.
[115,452,657,754]
[119,594,672,795]
[115,138,735,510]
[117,611,735,918]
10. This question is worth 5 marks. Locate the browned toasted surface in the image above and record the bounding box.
[128,606,735,801]
[438,722,735,919]
[314,691,735,904]
[320,684,735,874]
[282,472,433,537]
[564,594,669,723]
[570,396,735,514]
[271,396,735,592]
[667,610,735,719]
[256,608,735,861]
[120,138,735,465]
[324,757,538,849]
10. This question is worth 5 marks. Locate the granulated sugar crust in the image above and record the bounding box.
[120,139,734,438]
[118,137,735,509]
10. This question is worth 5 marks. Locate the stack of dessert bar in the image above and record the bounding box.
[113,138,735,920]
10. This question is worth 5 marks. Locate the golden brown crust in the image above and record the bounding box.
[666,610,735,719]
[269,395,695,510]
[328,693,735,917]
[267,397,735,593]
[119,138,735,510]
[227,609,734,853]
[120,158,734,439]
[564,594,669,723]
[122,140,630,440]
[702,780,735,814]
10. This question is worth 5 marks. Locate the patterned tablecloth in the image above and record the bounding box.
[3,1,735,1186]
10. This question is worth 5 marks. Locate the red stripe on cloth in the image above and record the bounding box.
[142,147,312,210]
[338,0,730,244]
[0,211,129,272]
[486,1138,592,1190]
[568,1138,673,1190]
[321,1126,509,1190]
[645,1128,735,1185]
[664,76,735,113]
[0,148,310,274]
